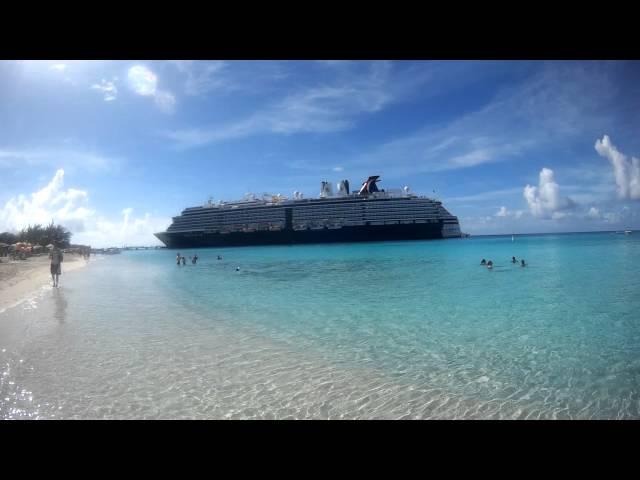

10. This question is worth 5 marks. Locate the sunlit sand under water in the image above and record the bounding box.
[1,232,640,419]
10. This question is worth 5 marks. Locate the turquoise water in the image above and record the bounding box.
[1,232,639,419]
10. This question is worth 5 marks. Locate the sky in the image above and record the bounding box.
[1,60,639,247]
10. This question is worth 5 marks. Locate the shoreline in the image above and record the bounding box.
[0,254,88,314]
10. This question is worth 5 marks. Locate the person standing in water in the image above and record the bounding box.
[192,254,198,265]
[181,256,186,266]
[49,245,64,287]
[176,253,181,266]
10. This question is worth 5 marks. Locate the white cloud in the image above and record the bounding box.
[495,206,524,219]
[332,166,344,172]
[603,211,621,224]
[74,208,169,248]
[50,64,66,72]
[445,142,524,170]
[165,62,397,148]
[91,79,118,101]
[598,205,637,225]
[495,206,509,217]
[0,148,117,172]
[587,207,601,219]
[0,169,94,234]
[128,65,157,96]
[128,65,175,114]
[0,170,168,248]
[523,168,575,218]
[594,135,640,200]
[332,62,619,176]
[170,60,227,96]
[154,90,176,113]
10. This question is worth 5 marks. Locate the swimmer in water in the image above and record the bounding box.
[236,266,240,271]
[521,259,526,267]
[487,260,493,269]
[217,255,222,260]
[176,253,181,265]
[512,256,517,263]
[481,259,487,265]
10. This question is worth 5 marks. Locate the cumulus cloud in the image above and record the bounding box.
[0,169,93,233]
[127,65,175,113]
[73,208,169,248]
[91,79,118,101]
[0,169,168,248]
[128,65,157,96]
[495,206,509,217]
[587,207,601,219]
[594,135,640,200]
[523,168,575,218]
[495,206,524,219]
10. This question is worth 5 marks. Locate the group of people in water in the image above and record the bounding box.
[176,252,240,271]
[480,256,526,270]
[176,253,198,265]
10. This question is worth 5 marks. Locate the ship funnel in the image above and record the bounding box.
[337,180,350,196]
[320,181,333,198]
[358,175,381,196]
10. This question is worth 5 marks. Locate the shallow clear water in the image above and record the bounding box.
[1,232,639,419]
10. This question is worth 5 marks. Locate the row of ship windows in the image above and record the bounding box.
[168,218,451,232]
[172,211,448,225]
[173,214,285,222]
[289,203,443,210]
[168,219,447,234]
[172,210,456,225]
[172,215,450,228]
[178,201,445,218]
[173,208,456,220]
[294,212,444,219]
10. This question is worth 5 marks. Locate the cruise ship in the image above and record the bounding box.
[154,176,462,248]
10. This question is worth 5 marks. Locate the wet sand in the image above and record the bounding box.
[0,254,87,313]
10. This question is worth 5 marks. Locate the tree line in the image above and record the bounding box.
[0,222,72,248]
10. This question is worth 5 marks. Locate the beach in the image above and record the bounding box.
[0,254,87,313]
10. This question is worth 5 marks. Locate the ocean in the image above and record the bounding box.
[1,232,639,419]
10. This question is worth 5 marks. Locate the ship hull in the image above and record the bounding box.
[155,222,457,249]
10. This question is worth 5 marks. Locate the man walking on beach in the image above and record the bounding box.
[49,245,64,287]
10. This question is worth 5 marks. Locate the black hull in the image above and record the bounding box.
[155,222,452,249]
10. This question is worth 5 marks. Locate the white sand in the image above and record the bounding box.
[0,254,87,313]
